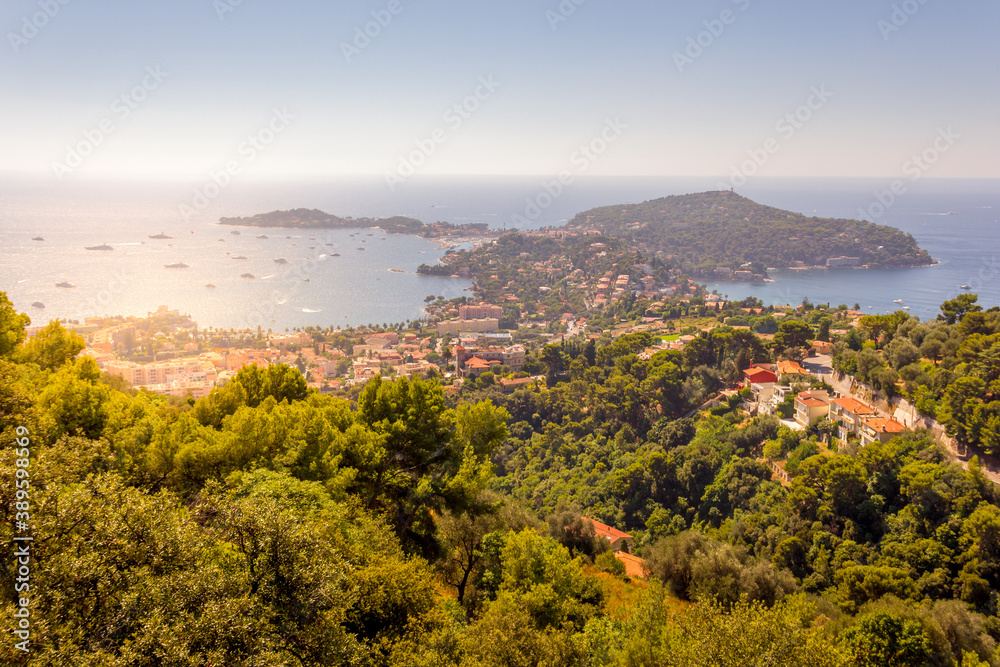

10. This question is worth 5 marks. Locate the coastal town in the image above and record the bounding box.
[49,294,911,459]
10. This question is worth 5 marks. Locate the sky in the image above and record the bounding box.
[2,0,998,182]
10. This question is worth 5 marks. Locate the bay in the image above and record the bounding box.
[1,175,998,329]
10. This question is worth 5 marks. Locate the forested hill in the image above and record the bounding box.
[218,208,490,237]
[565,191,934,272]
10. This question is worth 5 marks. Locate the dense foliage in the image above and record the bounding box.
[566,190,934,272]
[832,294,1000,454]
[3,293,1000,665]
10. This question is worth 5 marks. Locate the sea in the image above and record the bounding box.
[1,175,998,329]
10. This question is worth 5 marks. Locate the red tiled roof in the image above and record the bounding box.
[744,367,776,379]
[797,397,828,407]
[615,552,648,579]
[777,360,808,375]
[583,517,632,542]
[863,417,906,434]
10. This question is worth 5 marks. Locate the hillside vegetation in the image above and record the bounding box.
[566,191,934,274]
[4,292,1000,666]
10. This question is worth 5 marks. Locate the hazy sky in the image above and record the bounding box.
[2,0,997,181]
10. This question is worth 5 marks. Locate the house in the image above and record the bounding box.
[794,390,830,427]
[582,517,634,553]
[462,357,496,377]
[777,360,809,378]
[614,552,648,579]
[758,384,793,416]
[749,381,777,409]
[743,366,778,388]
[829,397,878,442]
[860,417,906,446]
[810,340,834,355]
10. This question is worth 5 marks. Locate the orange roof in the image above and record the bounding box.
[583,517,632,543]
[777,360,808,375]
[797,396,828,407]
[465,357,491,369]
[744,367,776,379]
[615,552,648,578]
[832,397,876,415]
[863,417,905,434]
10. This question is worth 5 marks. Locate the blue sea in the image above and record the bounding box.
[1,175,998,328]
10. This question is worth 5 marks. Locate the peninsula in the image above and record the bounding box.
[565,190,934,279]
[219,208,493,240]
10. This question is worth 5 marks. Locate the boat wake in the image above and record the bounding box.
[298,308,322,313]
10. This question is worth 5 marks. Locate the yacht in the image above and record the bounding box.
[240,273,255,279]
[149,232,173,239]
[85,244,113,251]
[31,302,44,309]
[165,262,189,269]
[31,237,43,241]
[232,255,248,260]
[273,258,288,264]
[56,281,76,288]
[205,283,216,289]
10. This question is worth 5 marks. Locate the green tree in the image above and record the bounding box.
[840,612,934,667]
[0,292,30,358]
[15,320,85,370]
[940,293,982,325]
[774,320,813,352]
